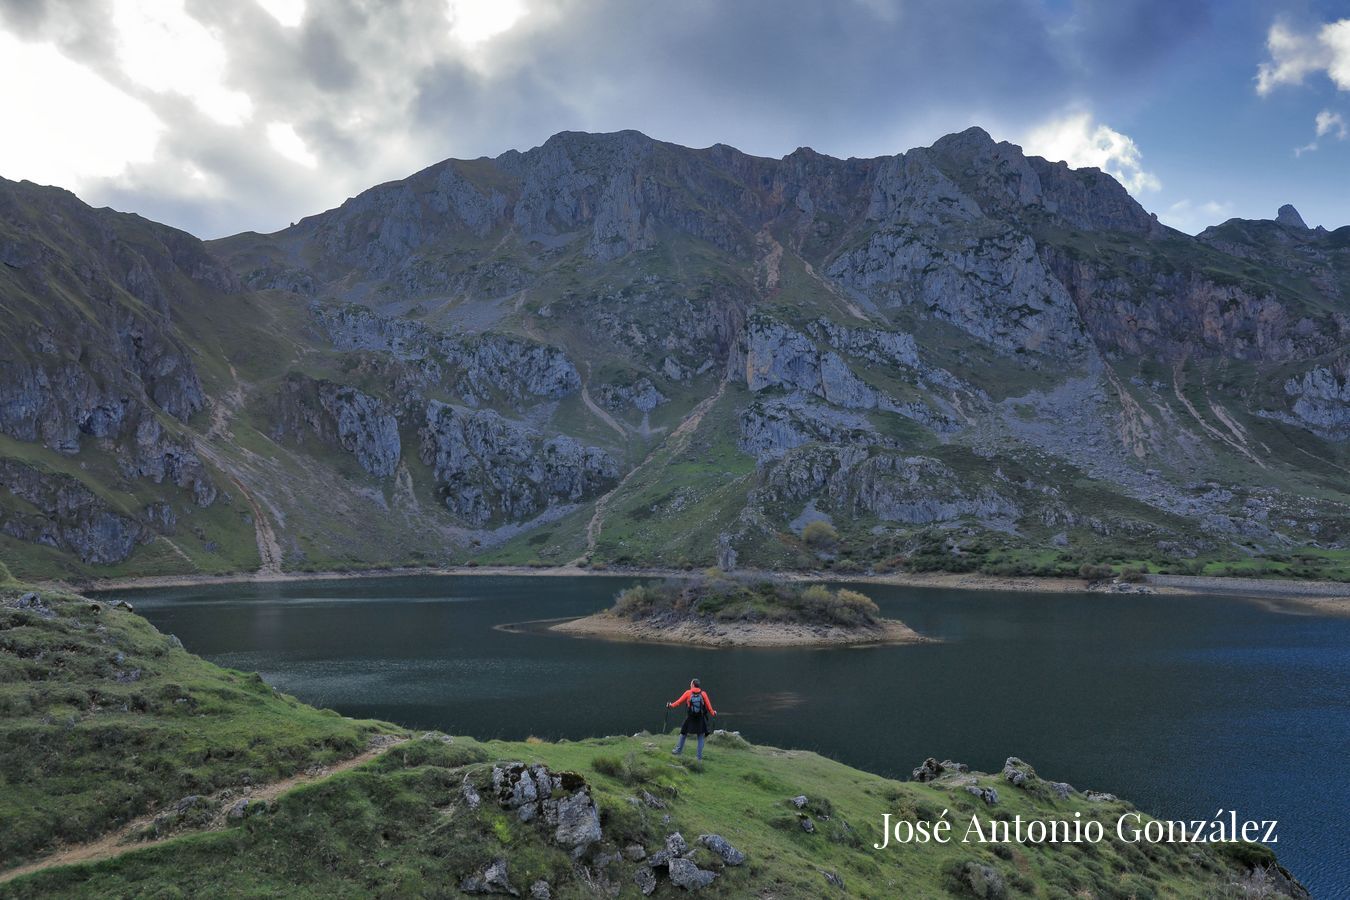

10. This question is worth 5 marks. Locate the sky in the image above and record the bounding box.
[1,0,1348,239]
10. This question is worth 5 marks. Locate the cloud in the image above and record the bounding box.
[0,0,1202,237]
[1256,18,1350,95]
[0,28,164,188]
[1294,108,1347,156]
[1158,198,1233,234]
[1020,110,1161,194]
[1316,108,1348,137]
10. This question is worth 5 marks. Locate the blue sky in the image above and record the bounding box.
[0,0,1347,238]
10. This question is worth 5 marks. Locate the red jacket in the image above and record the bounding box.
[669,688,715,716]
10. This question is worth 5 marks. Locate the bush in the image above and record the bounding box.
[609,575,881,628]
[1078,563,1114,580]
[801,520,839,550]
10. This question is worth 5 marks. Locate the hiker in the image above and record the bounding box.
[668,678,716,760]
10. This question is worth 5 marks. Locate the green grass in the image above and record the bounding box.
[3,734,1283,899]
[0,590,1293,898]
[0,586,395,868]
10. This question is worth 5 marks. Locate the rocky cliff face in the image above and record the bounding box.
[0,179,227,569]
[2,130,1348,576]
[272,375,402,478]
[419,402,617,526]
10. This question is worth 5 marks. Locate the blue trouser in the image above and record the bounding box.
[674,733,705,759]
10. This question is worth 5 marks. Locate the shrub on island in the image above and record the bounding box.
[610,571,881,629]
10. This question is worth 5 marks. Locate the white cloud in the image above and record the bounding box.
[256,0,306,29]
[1256,18,1350,95]
[0,31,164,188]
[1316,109,1348,137]
[111,0,253,125]
[1294,108,1347,156]
[446,0,528,46]
[1158,199,1233,234]
[266,122,319,168]
[1020,111,1161,195]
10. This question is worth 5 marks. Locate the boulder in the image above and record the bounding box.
[226,799,250,820]
[965,786,999,806]
[461,776,482,810]
[460,858,519,896]
[698,834,745,866]
[633,865,657,895]
[667,857,717,891]
[553,790,602,849]
[790,795,808,808]
[822,870,846,890]
[1046,781,1075,800]
[912,757,944,782]
[664,832,689,856]
[800,817,816,834]
[1002,757,1032,788]
[528,879,551,900]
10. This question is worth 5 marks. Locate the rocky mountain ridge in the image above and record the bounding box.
[1,128,1347,579]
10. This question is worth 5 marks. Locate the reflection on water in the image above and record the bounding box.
[106,575,1350,896]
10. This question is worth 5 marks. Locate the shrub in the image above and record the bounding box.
[609,575,881,628]
[1078,563,1114,580]
[801,520,839,549]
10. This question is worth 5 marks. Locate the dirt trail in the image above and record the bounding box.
[194,364,284,575]
[571,379,728,564]
[580,365,627,439]
[0,737,408,885]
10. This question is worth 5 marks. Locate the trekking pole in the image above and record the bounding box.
[662,704,670,735]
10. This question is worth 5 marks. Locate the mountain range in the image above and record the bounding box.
[1,127,1347,581]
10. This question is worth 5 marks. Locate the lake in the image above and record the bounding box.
[106,575,1350,897]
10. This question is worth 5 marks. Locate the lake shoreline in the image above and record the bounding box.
[54,564,1350,615]
[549,612,929,647]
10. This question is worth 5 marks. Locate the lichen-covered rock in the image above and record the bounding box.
[553,789,603,850]
[667,857,717,891]
[1003,757,1034,788]
[460,858,519,896]
[965,786,999,806]
[698,834,745,866]
[633,865,657,895]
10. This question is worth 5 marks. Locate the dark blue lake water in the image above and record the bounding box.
[107,576,1350,897]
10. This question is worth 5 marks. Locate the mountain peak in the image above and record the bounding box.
[1276,204,1308,229]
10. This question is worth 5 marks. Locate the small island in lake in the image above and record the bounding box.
[551,572,928,647]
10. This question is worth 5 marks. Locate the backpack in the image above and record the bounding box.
[688,690,705,715]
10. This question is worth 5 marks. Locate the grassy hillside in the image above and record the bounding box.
[0,586,1301,898]
[0,585,395,868]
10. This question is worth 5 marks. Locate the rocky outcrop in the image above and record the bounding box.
[739,317,960,433]
[1276,204,1308,230]
[0,460,151,563]
[757,446,1018,526]
[1273,359,1350,440]
[272,375,401,477]
[596,378,666,413]
[419,402,617,525]
[310,304,580,406]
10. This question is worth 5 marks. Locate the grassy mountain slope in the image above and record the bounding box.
[1,128,1348,583]
[0,585,1301,898]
